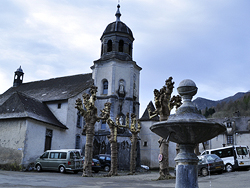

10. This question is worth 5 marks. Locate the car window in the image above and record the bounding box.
[50,152,59,159]
[41,152,49,158]
[59,152,67,159]
[106,156,111,161]
[75,151,81,159]
[70,152,74,159]
[236,147,248,155]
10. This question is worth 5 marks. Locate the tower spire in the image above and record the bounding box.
[115,4,121,21]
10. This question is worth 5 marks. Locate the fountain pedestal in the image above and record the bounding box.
[150,79,226,188]
[175,144,198,188]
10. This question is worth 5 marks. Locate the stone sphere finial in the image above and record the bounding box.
[177,79,197,102]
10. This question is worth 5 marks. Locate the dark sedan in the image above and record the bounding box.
[93,154,111,172]
[82,157,101,173]
[198,154,224,176]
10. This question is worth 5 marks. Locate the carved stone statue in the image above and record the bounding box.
[118,81,125,98]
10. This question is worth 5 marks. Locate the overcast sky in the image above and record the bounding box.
[1,0,250,117]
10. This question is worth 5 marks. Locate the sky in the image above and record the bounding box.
[0,0,250,117]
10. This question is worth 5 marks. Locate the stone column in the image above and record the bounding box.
[174,144,199,188]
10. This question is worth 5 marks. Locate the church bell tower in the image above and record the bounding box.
[91,4,142,125]
[13,66,24,87]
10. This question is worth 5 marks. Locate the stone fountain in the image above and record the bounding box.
[150,79,226,188]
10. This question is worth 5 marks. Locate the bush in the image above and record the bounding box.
[0,163,22,171]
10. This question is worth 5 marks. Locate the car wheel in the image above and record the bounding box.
[104,165,110,172]
[73,170,79,174]
[59,166,65,173]
[201,168,208,176]
[36,164,42,172]
[225,164,233,172]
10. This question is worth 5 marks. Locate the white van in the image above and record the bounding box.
[35,149,83,173]
[201,145,250,172]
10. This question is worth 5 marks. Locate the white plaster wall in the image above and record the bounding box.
[93,60,140,101]
[24,119,47,165]
[93,60,141,130]
[24,119,70,167]
[140,120,160,168]
[0,119,26,165]
[235,133,250,146]
[140,120,177,168]
[67,95,85,148]
[199,134,227,153]
[46,100,68,125]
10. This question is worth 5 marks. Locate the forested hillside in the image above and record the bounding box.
[212,92,250,118]
[193,92,250,118]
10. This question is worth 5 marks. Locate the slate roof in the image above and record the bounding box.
[140,101,159,121]
[0,73,93,105]
[0,92,67,129]
[211,117,250,133]
[102,21,134,39]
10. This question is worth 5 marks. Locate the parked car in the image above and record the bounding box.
[35,149,83,173]
[93,154,111,172]
[82,157,101,173]
[198,154,224,176]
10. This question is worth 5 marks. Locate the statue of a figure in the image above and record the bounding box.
[118,81,125,98]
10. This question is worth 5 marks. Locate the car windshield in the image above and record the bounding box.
[41,152,49,158]
[236,147,248,155]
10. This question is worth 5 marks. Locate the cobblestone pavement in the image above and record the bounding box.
[0,169,249,188]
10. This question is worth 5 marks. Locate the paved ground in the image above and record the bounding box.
[0,169,249,188]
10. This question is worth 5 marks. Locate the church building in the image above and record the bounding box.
[0,5,141,170]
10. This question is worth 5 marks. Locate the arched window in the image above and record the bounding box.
[107,40,112,52]
[119,40,124,52]
[75,135,81,149]
[76,111,82,128]
[103,80,108,95]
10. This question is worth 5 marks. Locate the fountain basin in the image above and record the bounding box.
[150,120,226,144]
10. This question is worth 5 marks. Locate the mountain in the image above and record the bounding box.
[193,92,250,111]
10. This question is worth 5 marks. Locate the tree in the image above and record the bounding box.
[75,85,105,177]
[147,77,182,180]
[127,113,141,175]
[100,103,130,176]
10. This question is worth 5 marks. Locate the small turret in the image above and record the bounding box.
[13,66,24,87]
